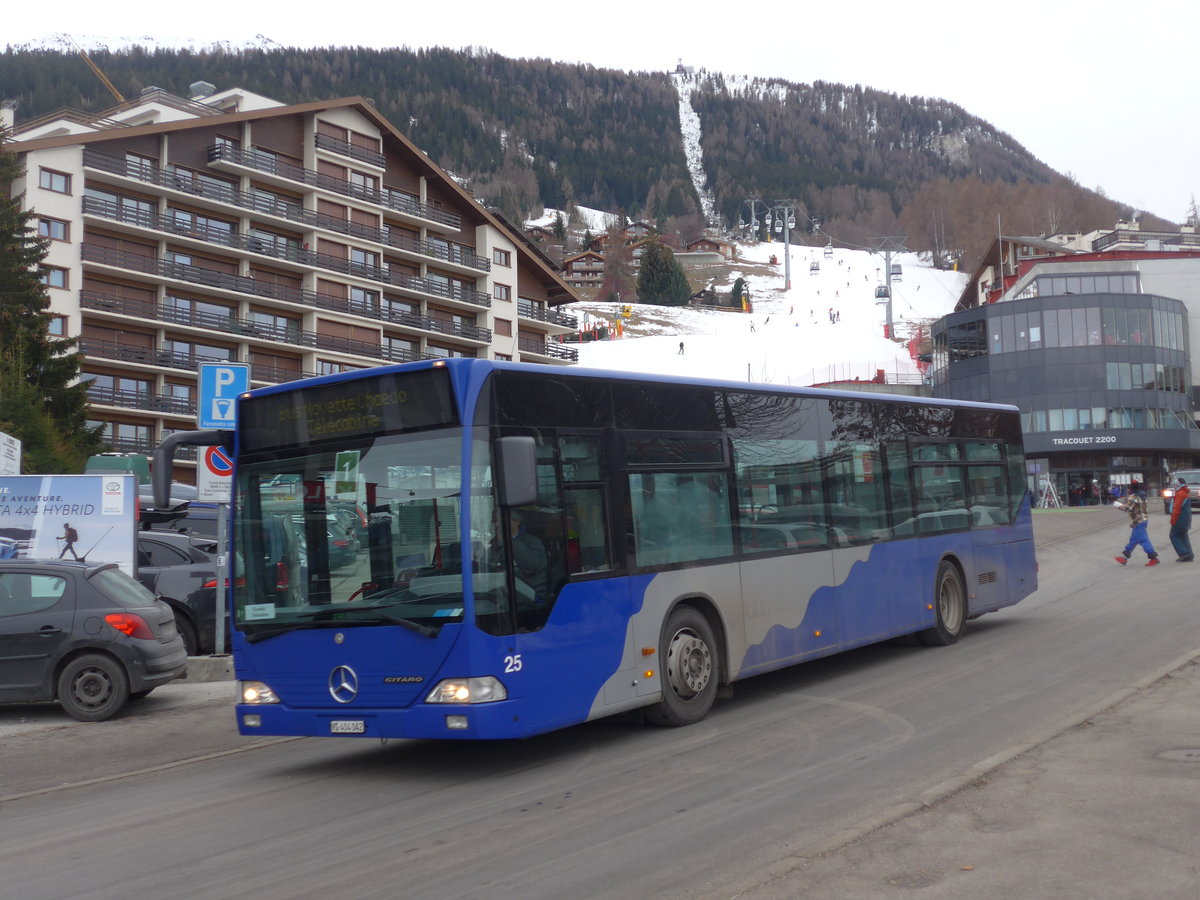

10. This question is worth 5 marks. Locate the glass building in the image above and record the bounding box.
[931,263,1200,506]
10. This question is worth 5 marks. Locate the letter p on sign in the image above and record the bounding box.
[199,363,250,428]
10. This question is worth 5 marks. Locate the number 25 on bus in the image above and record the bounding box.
[158,359,1036,740]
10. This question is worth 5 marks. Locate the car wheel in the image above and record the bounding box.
[645,606,719,727]
[175,613,199,657]
[57,653,130,722]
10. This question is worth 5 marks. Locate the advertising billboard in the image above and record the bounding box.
[0,475,137,574]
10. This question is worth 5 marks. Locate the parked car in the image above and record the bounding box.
[1161,470,1200,514]
[144,502,223,538]
[0,559,187,721]
[135,531,220,656]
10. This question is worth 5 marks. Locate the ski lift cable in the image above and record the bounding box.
[811,226,878,254]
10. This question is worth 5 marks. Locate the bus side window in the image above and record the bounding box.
[559,434,611,575]
[565,487,611,573]
[629,471,733,566]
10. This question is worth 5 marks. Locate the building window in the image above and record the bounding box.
[494,283,512,302]
[494,318,512,337]
[493,248,511,267]
[39,169,71,194]
[317,359,364,376]
[47,315,67,336]
[350,286,380,315]
[426,344,476,359]
[125,152,157,179]
[494,353,512,361]
[41,266,68,289]
[38,217,70,241]
[349,170,378,195]
[350,247,379,271]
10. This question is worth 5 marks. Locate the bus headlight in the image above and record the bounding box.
[425,676,507,704]
[241,680,280,704]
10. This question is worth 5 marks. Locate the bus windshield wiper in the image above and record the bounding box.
[290,602,439,638]
[243,622,325,643]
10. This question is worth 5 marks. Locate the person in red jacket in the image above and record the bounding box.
[1169,476,1193,562]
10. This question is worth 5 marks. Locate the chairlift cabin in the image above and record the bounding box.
[823,242,833,259]
[890,263,903,281]
[809,260,820,274]
[874,285,891,300]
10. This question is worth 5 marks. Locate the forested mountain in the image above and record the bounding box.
[0,45,1168,266]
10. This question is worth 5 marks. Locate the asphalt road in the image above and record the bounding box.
[1,508,1196,900]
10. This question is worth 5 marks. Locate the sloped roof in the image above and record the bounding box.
[9,92,579,304]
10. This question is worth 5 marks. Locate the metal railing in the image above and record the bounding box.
[80,287,489,359]
[314,132,387,168]
[82,197,490,289]
[79,337,236,372]
[517,337,578,362]
[83,149,484,270]
[207,143,462,229]
[86,384,196,415]
[80,243,493,312]
[517,299,578,329]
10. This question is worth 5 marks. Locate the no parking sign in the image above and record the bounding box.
[197,445,234,503]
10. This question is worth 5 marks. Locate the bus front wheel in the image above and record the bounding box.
[918,560,966,646]
[646,606,719,727]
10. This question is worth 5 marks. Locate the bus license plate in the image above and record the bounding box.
[330,720,365,734]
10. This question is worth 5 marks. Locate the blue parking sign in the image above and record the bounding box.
[199,363,250,428]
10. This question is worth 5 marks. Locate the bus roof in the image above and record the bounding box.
[239,358,1019,416]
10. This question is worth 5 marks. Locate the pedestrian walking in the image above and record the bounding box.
[1168,476,1193,561]
[678,341,685,355]
[1114,482,1160,566]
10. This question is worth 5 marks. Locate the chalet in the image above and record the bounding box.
[561,250,606,288]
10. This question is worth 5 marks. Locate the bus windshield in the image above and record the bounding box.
[232,427,504,641]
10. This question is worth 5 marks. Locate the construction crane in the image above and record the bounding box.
[62,34,125,103]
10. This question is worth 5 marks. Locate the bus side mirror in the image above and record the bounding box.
[495,436,537,508]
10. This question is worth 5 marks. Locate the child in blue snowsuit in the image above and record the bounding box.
[1114,482,1159,566]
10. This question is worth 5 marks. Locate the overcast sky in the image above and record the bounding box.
[10,2,1198,223]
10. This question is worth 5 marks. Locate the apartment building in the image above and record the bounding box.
[3,84,580,480]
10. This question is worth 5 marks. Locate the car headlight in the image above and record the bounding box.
[241,680,280,704]
[425,676,507,704]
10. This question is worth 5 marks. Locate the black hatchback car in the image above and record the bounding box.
[0,560,187,721]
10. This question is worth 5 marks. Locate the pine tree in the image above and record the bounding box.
[636,240,691,306]
[552,210,567,241]
[731,277,746,306]
[0,131,101,472]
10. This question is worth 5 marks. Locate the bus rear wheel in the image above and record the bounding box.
[918,560,966,646]
[646,606,718,727]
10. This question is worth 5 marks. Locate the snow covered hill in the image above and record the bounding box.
[564,238,968,387]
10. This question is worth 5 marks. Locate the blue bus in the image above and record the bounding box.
[180,359,1037,740]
